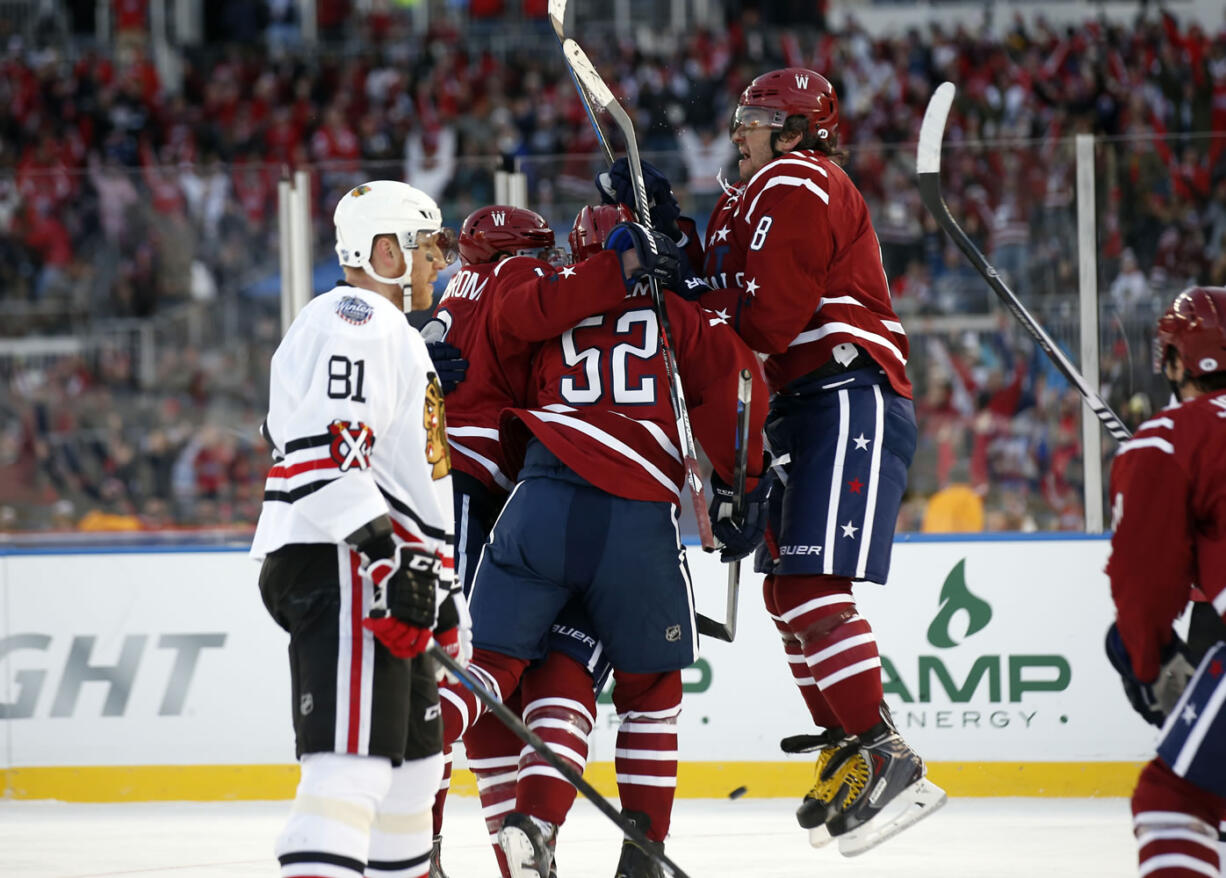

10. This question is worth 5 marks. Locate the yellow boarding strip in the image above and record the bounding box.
[3,761,1143,803]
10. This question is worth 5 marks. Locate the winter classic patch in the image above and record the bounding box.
[336,295,374,325]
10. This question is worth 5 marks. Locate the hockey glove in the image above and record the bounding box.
[433,589,473,683]
[604,221,683,293]
[709,458,775,563]
[362,547,439,659]
[1105,623,1196,727]
[596,158,684,242]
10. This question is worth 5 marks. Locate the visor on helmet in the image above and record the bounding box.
[730,105,787,136]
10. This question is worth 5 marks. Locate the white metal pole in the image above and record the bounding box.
[277,178,295,336]
[1075,133,1104,533]
[290,170,314,319]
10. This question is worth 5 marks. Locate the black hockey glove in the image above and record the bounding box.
[1105,623,1195,727]
[425,340,467,394]
[604,221,683,293]
[362,546,439,658]
[596,158,683,242]
[709,457,775,563]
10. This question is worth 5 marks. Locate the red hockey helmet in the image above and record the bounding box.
[569,203,635,262]
[734,67,839,144]
[1155,286,1226,376]
[458,205,555,266]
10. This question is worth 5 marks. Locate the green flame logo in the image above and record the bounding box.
[926,559,993,648]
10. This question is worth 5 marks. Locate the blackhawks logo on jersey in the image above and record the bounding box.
[423,376,451,481]
[328,420,375,471]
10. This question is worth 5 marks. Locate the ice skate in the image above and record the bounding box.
[613,809,664,878]
[780,727,865,848]
[823,722,946,856]
[498,812,557,878]
[428,834,448,878]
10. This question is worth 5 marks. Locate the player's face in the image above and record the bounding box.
[731,124,776,182]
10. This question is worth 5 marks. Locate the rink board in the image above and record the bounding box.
[0,537,1160,801]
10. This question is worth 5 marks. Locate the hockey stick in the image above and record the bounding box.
[427,645,694,878]
[696,369,752,642]
[552,33,716,552]
[548,0,615,166]
[916,81,1131,442]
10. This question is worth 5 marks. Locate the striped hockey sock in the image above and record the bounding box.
[771,575,884,736]
[612,670,682,842]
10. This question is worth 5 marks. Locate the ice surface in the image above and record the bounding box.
[0,797,1138,877]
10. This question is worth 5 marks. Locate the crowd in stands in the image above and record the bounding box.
[1,3,1224,533]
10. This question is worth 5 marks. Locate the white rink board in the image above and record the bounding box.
[0,537,1158,769]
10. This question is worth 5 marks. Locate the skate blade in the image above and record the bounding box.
[497,825,545,878]
[807,824,835,849]
[836,777,947,857]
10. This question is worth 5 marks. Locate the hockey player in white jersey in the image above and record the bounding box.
[251,180,470,878]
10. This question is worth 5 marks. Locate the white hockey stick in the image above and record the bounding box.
[548,0,614,166]
[697,368,752,642]
[552,30,716,550]
[916,81,1132,442]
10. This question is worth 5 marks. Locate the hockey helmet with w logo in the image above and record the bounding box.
[458,205,556,266]
[1155,286,1226,376]
[735,67,839,144]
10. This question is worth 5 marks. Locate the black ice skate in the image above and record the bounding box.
[780,727,865,848]
[428,834,448,878]
[613,809,665,878]
[823,722,947,856]
[498,812,557,878]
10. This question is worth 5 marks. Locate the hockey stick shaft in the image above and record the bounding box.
[916,82,1131,442]
[558,37,716,550]
[427,645,693,878]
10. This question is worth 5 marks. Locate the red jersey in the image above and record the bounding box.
[500,288,768,506]
[433,250,631,495]
[698,150,911,398]
[1106,389,1226,681]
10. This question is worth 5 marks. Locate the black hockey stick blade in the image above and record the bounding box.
[916,82,1131,443]
[428,645,694,878]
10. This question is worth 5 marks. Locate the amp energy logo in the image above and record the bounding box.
[881,559,1071,731]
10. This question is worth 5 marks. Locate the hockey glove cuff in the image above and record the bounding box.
[604,222,683,293]
[709,455,775,563]
[1105,623,1195,727]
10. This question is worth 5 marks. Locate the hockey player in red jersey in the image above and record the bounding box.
[252,180,467,878]
[436,212,769,878]
[1104,286,1226,878]
[598,68,943,854]
[424,204,627,878]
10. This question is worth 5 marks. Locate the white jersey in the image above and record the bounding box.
[250,285,455,578]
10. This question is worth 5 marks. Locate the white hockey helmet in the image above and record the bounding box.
[333,180,443,288]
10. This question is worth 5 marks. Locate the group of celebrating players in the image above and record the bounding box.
[249,62,1226,878]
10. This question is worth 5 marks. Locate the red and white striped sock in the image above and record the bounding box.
[771,575,883,736]
[763,574,841,729]
[516,653,596,827]
[430,745,451,837]
[466,708,523,878]
[612,670,682,842]
[1132,759,1223,877]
